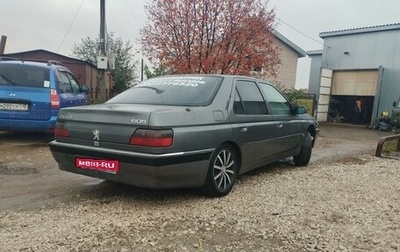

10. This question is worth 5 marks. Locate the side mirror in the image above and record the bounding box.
[80,84,90,94]
[296,106,307,115]
[393,101,397,108]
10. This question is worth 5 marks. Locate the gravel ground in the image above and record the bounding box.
[1,153,399,252]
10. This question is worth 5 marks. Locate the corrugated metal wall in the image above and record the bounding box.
[375,67,400,121]
[308,53,322,97]
[321,30,400,70]
[309,25,400,124]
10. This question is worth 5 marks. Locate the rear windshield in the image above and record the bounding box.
[0,63,50,88]
[107,76,223,106]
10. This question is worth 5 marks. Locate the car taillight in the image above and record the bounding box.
[54,122,69,137]
[130,129,173,147]
[51,89,60,109]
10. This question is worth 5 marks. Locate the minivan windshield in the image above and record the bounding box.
[107,76,223,106]
[0,63,50,88]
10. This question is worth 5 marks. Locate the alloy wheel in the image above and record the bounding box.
[212,149,236,191]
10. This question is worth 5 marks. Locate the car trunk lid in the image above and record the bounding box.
[56,104,155,145]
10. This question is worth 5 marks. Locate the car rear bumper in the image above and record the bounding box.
[49,141,214,189]
[0,116,57,132]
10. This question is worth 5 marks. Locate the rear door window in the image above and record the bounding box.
[234,80,268,115]
[57,71,73,93]
[65,72,80,93]
[57,70,81,94]
[0,63,49,88]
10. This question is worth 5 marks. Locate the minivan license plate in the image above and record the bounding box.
[0,103,28,111]
[75,158,119,174]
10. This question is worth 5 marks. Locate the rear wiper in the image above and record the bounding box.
[0,73,16,85]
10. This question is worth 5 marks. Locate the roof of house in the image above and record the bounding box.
[1,49,95,66]
[273,30,307,58]
[320,23,400,38]
[306,50,323,56]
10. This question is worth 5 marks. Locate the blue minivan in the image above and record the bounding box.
[0,58,89,132]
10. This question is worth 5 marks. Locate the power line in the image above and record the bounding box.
[57,0,86,53]
[276,17,326,47]
[105,1,121,36]
[124,0,143,46]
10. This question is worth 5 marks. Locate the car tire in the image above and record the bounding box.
[202,144,238,197]
[293,131,312,166]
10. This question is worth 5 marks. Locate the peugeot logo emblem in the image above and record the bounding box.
[9,93,16,97]
[93,130,100,141]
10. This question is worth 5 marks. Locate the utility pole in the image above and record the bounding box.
[0,35,7,55]
[141,58,144,82]
[99,0,107,101]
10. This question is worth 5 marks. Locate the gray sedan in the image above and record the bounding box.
[49,75,318,197]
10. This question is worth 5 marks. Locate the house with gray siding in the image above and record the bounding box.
[308,23,400,126]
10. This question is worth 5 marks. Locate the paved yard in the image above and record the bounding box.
[0,124,398,251]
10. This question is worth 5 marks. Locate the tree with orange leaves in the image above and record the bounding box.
[140,0,280,78]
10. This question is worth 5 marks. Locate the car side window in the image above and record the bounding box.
[57,71,72,93]
[235,80,268,115]
[233,89,245,114]
[66,72,80,93]
[259,83,292,115]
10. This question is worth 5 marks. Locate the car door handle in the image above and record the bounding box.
[277,124,283,128]
[240,127,247,133]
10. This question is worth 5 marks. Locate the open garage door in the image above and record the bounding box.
[329,70,379,125]
[331,70,378,96]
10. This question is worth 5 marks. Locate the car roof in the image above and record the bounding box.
[150,73,263,82]
[0,59,67,70]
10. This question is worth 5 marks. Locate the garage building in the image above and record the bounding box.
[308,23,400,126]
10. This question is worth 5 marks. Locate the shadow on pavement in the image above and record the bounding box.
[0,131,54,146]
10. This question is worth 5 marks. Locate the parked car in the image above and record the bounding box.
[0,58,89,132]
[49,75,318,197]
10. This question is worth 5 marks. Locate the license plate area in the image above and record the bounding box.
[0,103,29,111]
[75,158,119,174]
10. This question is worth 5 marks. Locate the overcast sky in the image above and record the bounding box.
[1,0,399,88]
